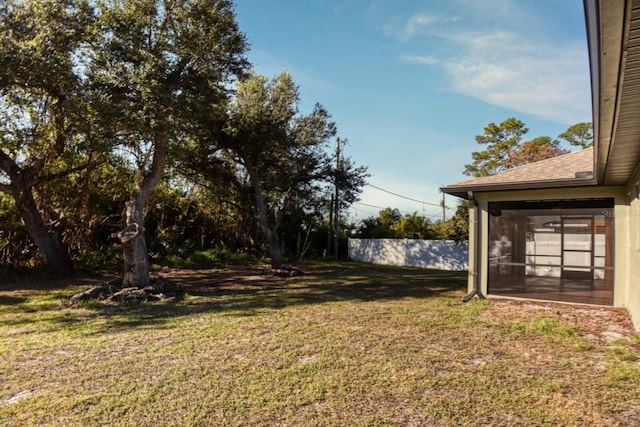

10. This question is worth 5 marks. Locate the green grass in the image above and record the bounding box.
[1,262,639,426]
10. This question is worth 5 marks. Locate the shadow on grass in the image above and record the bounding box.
[3,262,468,333]
[0,272,112,292]
[84,262,468,331]
[0,295,27,305]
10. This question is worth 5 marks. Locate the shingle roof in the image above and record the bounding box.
[441,148,595,198]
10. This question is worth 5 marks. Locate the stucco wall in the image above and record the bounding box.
[348,238,468,271]
[624,174,640,331]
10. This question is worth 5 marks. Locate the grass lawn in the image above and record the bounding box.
[1,261,639,426]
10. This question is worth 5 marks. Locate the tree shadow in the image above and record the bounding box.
[0,271,114,292]
[0,295,26,305]
[77,262,468,332]
[2,262,468,334]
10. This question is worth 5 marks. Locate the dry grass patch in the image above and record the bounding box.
[1,262,639,426]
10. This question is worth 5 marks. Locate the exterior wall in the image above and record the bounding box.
[348,238,468,271]
[467,203,478,293]
[467,186,627,305]
[614,197,631,307]
[624,172,640,331]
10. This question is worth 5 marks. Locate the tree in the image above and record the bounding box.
[175,145,260,254]
[0,0,95,275]
[329,138,369,258]
[444,201,470,242]
[395,213,433,239]
[464,118,529,177]
[36,156,135,265]
[558,122,593,149]
[464,118,581,178]
[221,73,337,269]
[89,0,248,286]
[335,152,369,211]
[508,136,569,168]
[356,208,402,238]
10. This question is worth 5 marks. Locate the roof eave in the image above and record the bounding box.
[440,177,598,200]
[584,0,628,184]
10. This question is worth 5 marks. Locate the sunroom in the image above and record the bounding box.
[487,198,614,305]
[442,0,640,331]
[441,148,625,307]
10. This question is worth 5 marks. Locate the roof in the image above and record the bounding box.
[585,0,640,185]
[441,148,596,199]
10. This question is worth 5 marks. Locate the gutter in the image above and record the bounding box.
[463,191,485,302]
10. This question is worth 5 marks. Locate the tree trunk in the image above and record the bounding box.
[247,164,283,269]
[327,195,333,257]
[267,231,283,269]
[15,186,73,276]
[118,192,150,288]
[116,133,168,288]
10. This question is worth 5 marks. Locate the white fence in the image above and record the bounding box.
[348,238,469,271]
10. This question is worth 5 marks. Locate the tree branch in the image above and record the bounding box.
[30,161,97,187]
[140,132,169,201]
[0,182,15,195]
[0,149,17,176]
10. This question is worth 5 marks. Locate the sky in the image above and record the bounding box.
[233,0,592,223]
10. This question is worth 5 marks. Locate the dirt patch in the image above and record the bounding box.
[159,264,291,291]
[481,297,638,345]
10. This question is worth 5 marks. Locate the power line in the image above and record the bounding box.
[349,205,378,218]
[355,201,396,210]
[353,202,441,218]
[366,183,454,210]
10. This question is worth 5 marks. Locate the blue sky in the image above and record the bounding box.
[234,0,592,222]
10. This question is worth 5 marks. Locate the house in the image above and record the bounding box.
[441,0,640,331]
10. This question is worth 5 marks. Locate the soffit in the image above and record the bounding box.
[597,0,640,185]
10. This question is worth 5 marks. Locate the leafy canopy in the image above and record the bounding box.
[464,118,592,178]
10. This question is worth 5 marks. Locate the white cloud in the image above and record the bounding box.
[402,55,439,65]
[443,34,591,124]
[387,8,592,125]
[384,13,459,42]
[403,14,442,40]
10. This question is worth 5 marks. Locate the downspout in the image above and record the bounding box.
[463,190,485,302]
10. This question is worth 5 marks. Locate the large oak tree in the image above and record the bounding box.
[222,73,338,269]
[0,0,95,275]
[89,0,248,286]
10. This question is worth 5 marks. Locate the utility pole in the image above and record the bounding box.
[326,194,333,257]
[334,138,341,260]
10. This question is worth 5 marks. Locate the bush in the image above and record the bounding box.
[78,246,122,272]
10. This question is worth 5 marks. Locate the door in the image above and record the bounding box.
[561,216,594,280]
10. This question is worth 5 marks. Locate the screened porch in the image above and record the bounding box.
[487,199,614,305]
